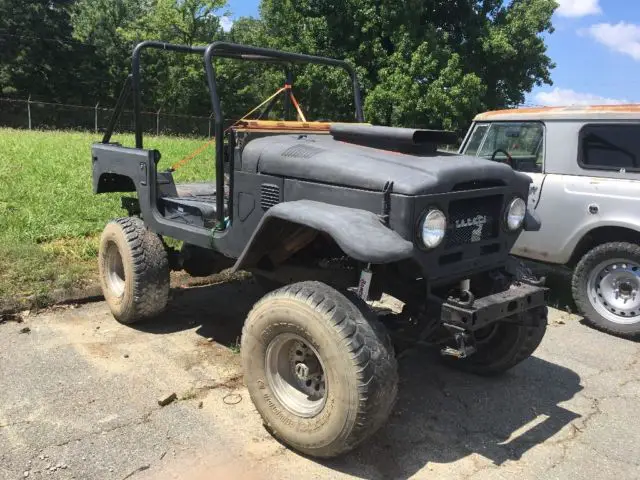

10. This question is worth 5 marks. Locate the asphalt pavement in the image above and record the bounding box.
[1,279,638,479]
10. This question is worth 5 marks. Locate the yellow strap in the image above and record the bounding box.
[172,85,307,171]
[240,86,287,121]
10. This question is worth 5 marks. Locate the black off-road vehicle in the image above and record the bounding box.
[92,41,548,458]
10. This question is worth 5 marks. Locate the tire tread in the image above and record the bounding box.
[242,281,398,457]
[572,241,640,338]
[101,217,169,323]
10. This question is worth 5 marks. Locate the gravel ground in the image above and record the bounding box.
[1,279,639,480]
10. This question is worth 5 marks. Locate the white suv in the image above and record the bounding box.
[461,105,640,338]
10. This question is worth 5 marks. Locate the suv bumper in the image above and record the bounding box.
[441,282,548,331]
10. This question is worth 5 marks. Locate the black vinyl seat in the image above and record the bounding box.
[175,182,217,198]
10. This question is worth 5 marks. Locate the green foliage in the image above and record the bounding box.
[73,0,227,114]
[71,0,147,99]
[3,0,556,131]
[0,0,103,102]
[257,0,557,131]
[0,127,215,302]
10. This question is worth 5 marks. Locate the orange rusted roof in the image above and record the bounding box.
[474,104,640,121]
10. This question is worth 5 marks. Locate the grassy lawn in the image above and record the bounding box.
[0,128,216,309]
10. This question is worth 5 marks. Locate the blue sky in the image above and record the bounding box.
[225,0,640,106]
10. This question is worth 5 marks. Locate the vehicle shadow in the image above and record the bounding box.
[130,278,584,479]
[544,272,577,314]
[322,349,583,479]
[130,278,264,347]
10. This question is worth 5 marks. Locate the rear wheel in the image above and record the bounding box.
[572,242,640,338]
[443,306,548,376]
[98,217,170,324]
[241,281,398,458]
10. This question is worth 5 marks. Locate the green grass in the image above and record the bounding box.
[0,128,216,307]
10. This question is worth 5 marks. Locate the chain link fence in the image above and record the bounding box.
[0,97,220,137]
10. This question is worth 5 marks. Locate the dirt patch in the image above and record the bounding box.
[0,268,251,316]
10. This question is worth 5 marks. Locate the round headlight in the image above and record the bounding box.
[506,197,526,231]
[421,209,447,248]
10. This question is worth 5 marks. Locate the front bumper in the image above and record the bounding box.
[441,282,548,331]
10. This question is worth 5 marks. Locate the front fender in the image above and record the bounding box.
[232,200,414,271]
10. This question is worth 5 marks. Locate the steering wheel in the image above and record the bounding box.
[490,148,514,167]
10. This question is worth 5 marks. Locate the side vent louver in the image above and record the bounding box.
[261,183,280,210]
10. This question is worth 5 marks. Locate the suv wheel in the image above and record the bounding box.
[572,242,640,338]
[98,217,170,324]
[241,281,398,458]
[443,306,548,376]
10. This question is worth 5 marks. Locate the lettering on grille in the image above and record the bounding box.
[446,196,502,248]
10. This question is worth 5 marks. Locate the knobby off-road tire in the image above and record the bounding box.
[444,306,548,376]
[241,281,398,458]
[98,217,170,324]
[572,242,640,338]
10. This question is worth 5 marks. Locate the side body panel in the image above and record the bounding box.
[512,120,640,264]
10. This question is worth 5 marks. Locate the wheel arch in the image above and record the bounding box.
[232,200,414,271]
[96,172,136,193]
[569,225,640,267]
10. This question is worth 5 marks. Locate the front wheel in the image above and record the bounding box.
[572,242,640,338]
[443,306,548,376]
[241,281,398,458]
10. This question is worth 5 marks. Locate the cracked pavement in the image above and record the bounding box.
[1,279,639,479]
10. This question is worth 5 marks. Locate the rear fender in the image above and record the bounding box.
[92,143,155,194]
[232,200,414,271]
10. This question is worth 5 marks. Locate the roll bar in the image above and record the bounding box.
[102,40,365,230]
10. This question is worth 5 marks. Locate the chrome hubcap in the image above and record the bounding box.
[105,242,126,298]
[587,259,640,325]
[265,334,326,418]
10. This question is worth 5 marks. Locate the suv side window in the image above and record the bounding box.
[579,124,640,172]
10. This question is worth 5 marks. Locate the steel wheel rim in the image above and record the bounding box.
[105,241,126,298]
[587,258,640,325]
[265,333,327,418]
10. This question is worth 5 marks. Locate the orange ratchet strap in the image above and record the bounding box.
[171,84,307,171]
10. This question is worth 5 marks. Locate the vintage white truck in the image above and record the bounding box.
[460,105,640,338]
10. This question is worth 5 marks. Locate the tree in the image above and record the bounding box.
[257,0,557,131]
[0,0,103,103]
[73,0,227,114]
[72,0,148,100]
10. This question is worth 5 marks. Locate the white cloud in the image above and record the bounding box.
[556,0,601,17]
[533,88,626,106]
[585,22,640,61]
[220,16,234,32]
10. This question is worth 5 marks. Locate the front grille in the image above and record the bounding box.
[445,195,502,248]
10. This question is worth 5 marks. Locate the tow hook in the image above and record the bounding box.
[440,324,476,359]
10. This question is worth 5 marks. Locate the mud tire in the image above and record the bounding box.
[241,281,398,458]
[98,217,169,324]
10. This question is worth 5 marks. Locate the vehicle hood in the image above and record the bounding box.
[241,134,525,195]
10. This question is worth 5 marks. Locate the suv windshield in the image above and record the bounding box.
[463,122,544,173]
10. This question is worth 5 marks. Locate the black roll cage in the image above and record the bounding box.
[101,41,365,229]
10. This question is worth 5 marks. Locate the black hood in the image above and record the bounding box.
[240,133,526,195]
